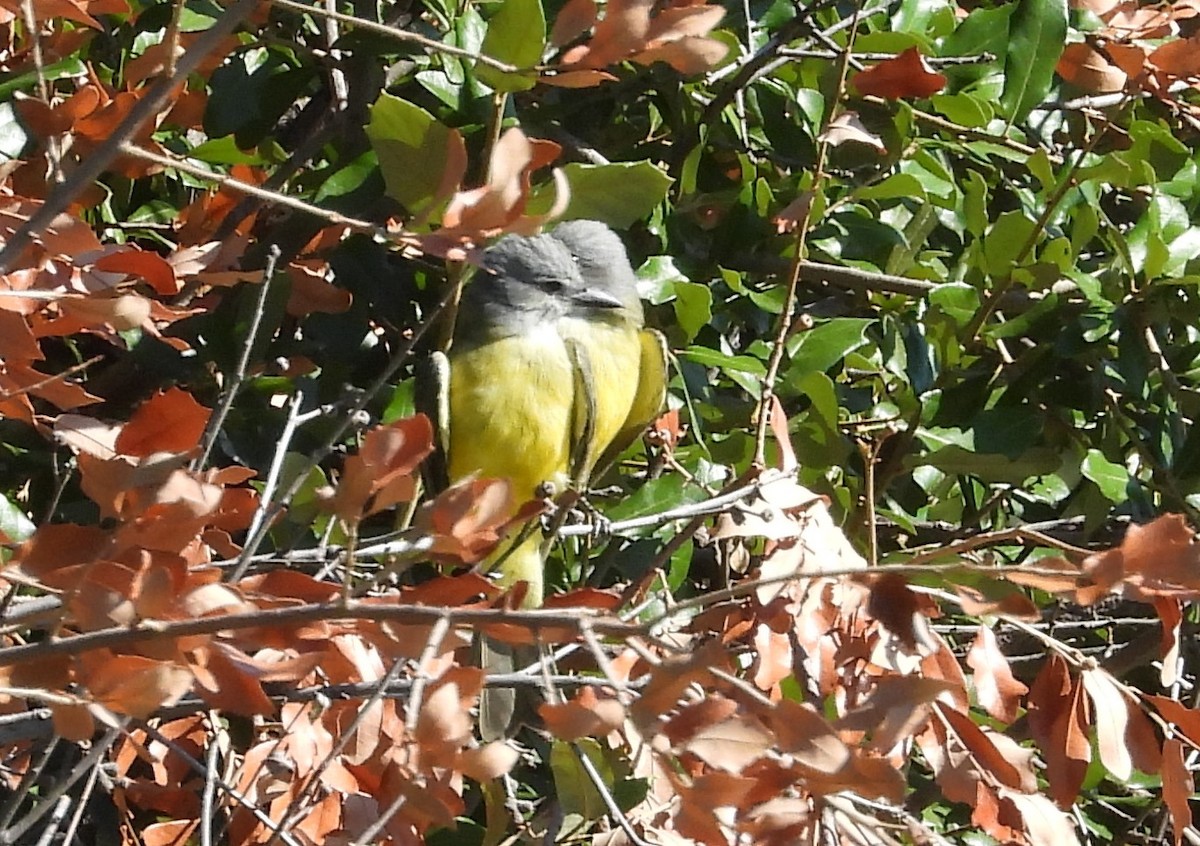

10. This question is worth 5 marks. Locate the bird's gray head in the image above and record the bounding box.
[551,220,644,324]
[461,232,624,339]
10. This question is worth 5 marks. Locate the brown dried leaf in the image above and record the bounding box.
[682,714,773,773]
[836,675,957,751]
[1146,694,1200,749]
[1162,738,1193,846]
[1057,42,1127,93]
[93,248,178,296]
[332,415,433,521]
[1027,655,1089,807]
[549,0,597,46]
[51,702,95,742]
[852,47,947,99]
[966,625,1028,722]
[938,704,1033,791]
[998,789,1081,846]
[631,36,729,74]
[416,681,473,749]
[766,700,850,775]
[751,622,792,690]
[415,477,527,564]
[77,650,194,719]
[458,741,520,781]
[817,111,887,153]
[662,695,739,746]
[539,687,626,740]
[1081,668,1135,779]
[114,388,212,457]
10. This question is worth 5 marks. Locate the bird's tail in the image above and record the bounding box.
[477,532,544,740]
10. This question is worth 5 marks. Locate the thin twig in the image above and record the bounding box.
[227,281,460,582]
[119,142,400,243]
[267,0,520,73]
[752,2,864,467]
[195,246,282,470]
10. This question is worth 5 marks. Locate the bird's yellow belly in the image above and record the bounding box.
[447,330,576,500]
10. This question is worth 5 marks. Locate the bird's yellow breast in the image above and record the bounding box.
[447,327,577,500]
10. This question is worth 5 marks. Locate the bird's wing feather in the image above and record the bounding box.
[594,327,669,475]
[413,350,451,493]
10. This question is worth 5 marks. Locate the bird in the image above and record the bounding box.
[420,223,667,737]
[549,220,668,476]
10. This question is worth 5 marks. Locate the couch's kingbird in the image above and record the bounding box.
[421,222,667,736]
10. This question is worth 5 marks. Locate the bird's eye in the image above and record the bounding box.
[542,277,565,291]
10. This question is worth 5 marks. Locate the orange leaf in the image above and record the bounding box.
[549,0,597,47]
[1057,42,1127,93]
[1163,738,1194,846]
[966,625,1028,722]
[852,47,946,99]
[538,686,625,740]
[1027,655,1089,807]
[1146,694,1200,749]
[682,714,774,773]
[332,415,433,521]
[94,248,179,295]
[77,650,194,719]
[114,388,212,457]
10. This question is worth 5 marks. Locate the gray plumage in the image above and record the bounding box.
[550,220,645,323]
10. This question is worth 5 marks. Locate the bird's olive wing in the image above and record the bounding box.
[413,351,451,493]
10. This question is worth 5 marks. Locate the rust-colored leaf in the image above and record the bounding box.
[1057,42,1127,93]
[114,388,212,457]
[1027,655,1089,807]
[966,625,1028,722]
[1146,694,1200,748]
[549,0,597,47]
[682,714,773,773]
[836,675,957,751]
[94,248,179,295]
[1162,738,1193,846]
[852,47,947,99]
[332,415,433,521]
[77,650,194,719]
[51,702,96,742]
[539,686,625,740]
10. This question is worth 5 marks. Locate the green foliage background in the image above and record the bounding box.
[5,0,1200,840]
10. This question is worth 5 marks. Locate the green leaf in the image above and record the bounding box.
[928,282,980,328]
[560,162,674,228]
[916,445,1060,484]
[929,92,993,128]
[636,256,689,305]
[0,494,34,543]
[550,740,611,820]
[999,0,1067,123]
[785,318,874,374]
[673,281,713,342]
[314,150,379,202]
[856,172,926,202]
[983,211,1036,277]
[1081,449,1129,503]
[365,93,464,215]
[679,347,767,376]
[476,0,546,92]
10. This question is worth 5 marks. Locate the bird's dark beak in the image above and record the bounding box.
[572,287,623,309]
